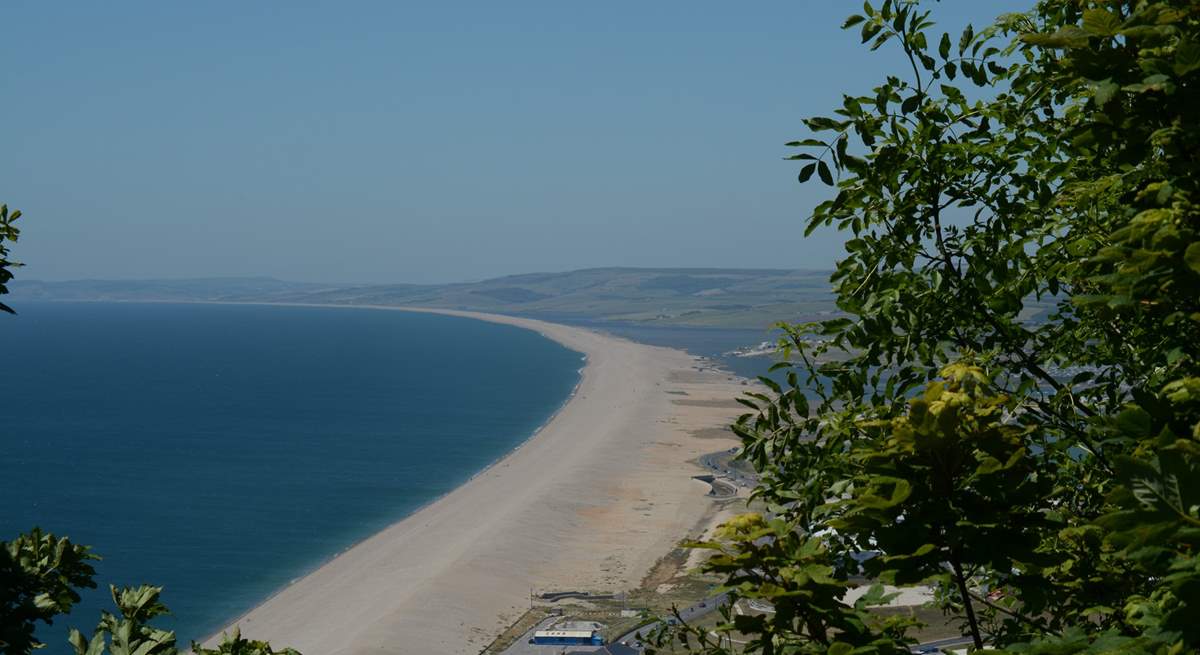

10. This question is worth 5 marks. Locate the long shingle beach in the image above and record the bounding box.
[206,307,749,655]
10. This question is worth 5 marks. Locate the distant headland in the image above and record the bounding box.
[11,267,837,330]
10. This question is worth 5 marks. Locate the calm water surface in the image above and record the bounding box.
[1,302,582,650]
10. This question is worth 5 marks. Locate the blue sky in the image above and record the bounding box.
[2,1,1025,284]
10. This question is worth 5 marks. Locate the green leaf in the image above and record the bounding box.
[1124,73,1172,94]
[1021,26,1090,49]
[1116,406,1153,438]
[1093,79,1120,106]
[827,641,854,655]
[1081,9,1121,37]
[958,23,974,55]
[1176,39,1200,76]
[798,163,817,183]
[785,138,826,147]
[939,32,951,60]
[861,21,883,44]
[1185,242,1200,274]
[817,161,833,186]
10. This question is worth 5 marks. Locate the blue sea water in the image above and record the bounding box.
[0,302,583,651]
[535,317,786,383]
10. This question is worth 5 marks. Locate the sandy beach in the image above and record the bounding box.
[207,307,749,655]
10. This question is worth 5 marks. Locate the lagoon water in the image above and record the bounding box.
[1,302,582,650]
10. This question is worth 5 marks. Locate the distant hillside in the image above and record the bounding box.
[13,268,839,329]
[11,277,333,302]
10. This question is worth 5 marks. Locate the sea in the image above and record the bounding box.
[545,317,788,383]
[0,302,585,651]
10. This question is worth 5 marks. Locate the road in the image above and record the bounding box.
[611,592,730,648]
[697,449,756,489]
[908,636,976,653]
[612,594,975,654]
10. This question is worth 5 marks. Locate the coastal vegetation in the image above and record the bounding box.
[0,203,24,315]
[0,510,301,655]
[663,1,1200,654]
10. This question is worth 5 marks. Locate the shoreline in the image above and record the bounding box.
[198,305,598,644]
[192,305,593,646]
[170,303,749,655]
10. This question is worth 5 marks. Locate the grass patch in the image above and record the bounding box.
[869,603,962,643]
[481,607,551,654]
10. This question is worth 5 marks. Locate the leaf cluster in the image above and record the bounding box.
[0,203,25,314]
[0,530,299,655]
[670,1,1200,653]
[0,529,97,655]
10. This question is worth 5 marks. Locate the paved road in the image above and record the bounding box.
[697,450,756,489]
[908,635,976,653]
[611,592,730,649]
[497,616,561,655]
[611,594,975,654]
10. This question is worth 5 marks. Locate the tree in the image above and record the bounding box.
[659,1,1200,653]
[0,530,97,655]
[832,363,1053,649]
[0,203,25,314]
[192,627,299,655]
[65,585,299,655]
[68,586,180,655]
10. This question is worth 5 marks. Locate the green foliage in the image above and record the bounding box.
[0,529,98,655]
[833,363,1055,647]
[0,203,25,314]
[68,586,178,655]
[0,529,299,655]
[62,583,302,655]
[668,514,914,654]
[664,1,1200,654]
[192,627,300,655]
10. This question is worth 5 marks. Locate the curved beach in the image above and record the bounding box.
[209,308,747,655]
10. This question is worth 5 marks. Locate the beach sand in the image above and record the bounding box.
[207,308,749,655]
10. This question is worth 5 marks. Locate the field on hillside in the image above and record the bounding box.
[14,268,840,330]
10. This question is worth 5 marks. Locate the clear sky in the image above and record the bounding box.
[2,1,1025,284]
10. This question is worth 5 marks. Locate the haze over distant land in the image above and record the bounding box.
[13,268,838,329]
[0,1,1025,284]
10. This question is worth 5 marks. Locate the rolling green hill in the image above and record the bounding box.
[13,268,840,329]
